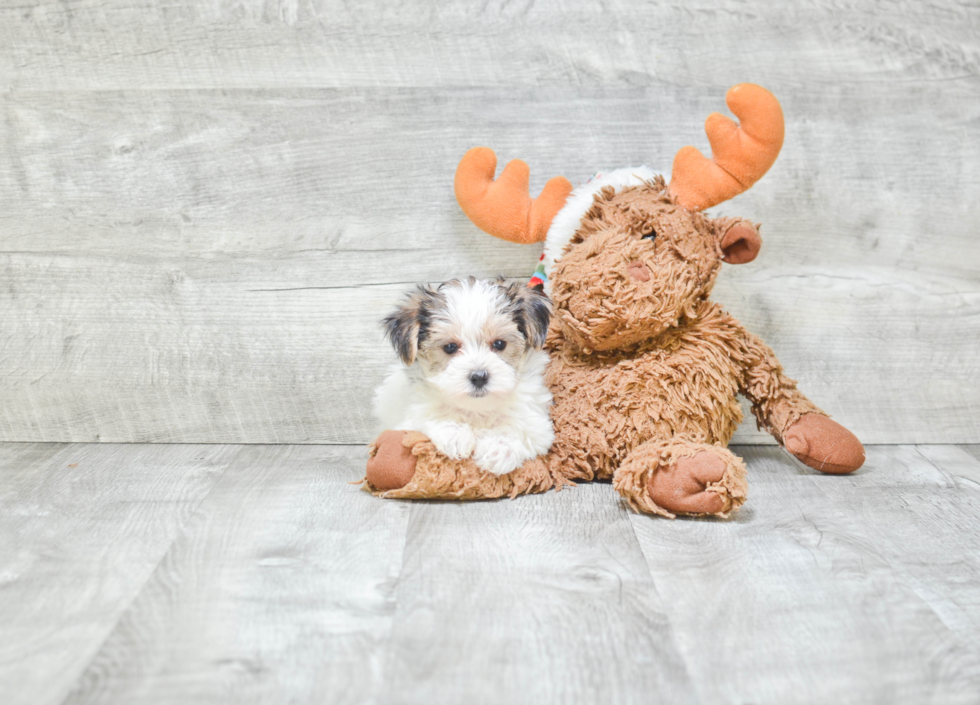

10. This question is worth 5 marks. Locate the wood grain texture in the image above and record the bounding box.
[378,485,696,705]
[2,0,978,90]
[4,442,980,703]
[961,444,980,465]
[1,1,979,444]
[0,442,240,705]
[1,256,976,444]
[630,444,980,705]
[63,444,410,705]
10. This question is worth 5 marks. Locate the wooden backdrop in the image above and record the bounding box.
[1,0,978,444]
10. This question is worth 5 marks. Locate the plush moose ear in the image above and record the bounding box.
[382,285,437,365]
[719,222,762,265]
[504,282,552,349]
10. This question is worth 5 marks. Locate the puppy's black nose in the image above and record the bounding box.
[469,370,489,389]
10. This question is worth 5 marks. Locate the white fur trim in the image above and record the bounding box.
[540,166,660,295]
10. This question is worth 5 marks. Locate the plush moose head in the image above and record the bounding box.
[454,83,782,352]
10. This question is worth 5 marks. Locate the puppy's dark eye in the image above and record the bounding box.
[642,228,658,242]
[492,340,507,352]
[443,342,459,355]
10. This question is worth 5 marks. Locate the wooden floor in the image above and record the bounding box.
[1,443,978,704]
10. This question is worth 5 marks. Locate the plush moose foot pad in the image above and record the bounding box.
[647,451,735,516]
[615,442,747,518]
[782,413,865,475]
[366,430,418,491]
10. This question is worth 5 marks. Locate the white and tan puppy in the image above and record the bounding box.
[373,278,554,476]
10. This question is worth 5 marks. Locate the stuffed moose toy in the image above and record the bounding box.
[365,84,865,518]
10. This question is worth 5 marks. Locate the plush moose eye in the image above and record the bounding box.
[443,342,459,355]
[641,228,658,242]
[492,340,507,352]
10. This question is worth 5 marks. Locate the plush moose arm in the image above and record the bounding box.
[736,328,865,474]
[737,328,821,438]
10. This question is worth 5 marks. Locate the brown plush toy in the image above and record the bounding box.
[365,84,865,518]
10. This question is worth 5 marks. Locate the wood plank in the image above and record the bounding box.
[378,483,697,705]
[1,256,977,444]
[629,445,980,705]
[63,445,411,705]
[917,445,980,486]
[2,85,978,268]
[959,445,980,466]
[0,442,240,705]
[2,1,977,90]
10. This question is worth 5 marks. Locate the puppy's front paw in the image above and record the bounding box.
[424,421,476,460]
[473,435,527,476]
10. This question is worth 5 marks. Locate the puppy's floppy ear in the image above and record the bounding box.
[382,285,436,365]
[505,282,552,349]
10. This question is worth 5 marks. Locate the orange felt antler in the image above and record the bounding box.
[454,147,573,244]
[668,84,784,212]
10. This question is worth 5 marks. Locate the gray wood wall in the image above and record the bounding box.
[2,0,979,444]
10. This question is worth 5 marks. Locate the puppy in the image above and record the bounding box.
[373,277,554,476]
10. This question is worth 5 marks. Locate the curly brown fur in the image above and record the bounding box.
[552,182,721,351]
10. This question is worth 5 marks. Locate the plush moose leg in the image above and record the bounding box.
[613,438,748,519]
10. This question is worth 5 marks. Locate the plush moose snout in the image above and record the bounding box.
[627,261,651,281]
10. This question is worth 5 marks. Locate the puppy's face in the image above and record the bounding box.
[383,278,551,407]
